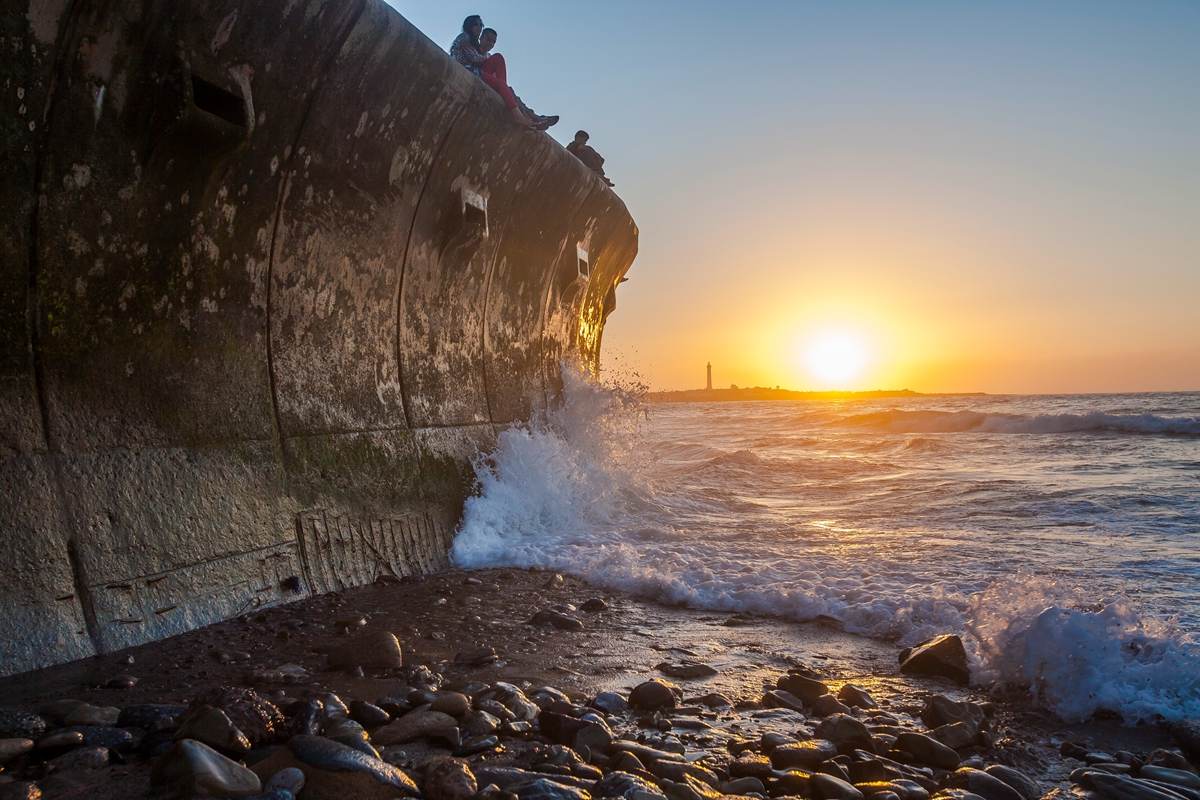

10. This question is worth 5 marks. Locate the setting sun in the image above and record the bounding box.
[804,330,869,387]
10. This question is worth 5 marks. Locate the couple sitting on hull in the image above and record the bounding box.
[450,15,559,131]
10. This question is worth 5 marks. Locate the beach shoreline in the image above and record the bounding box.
[0,567,1188,798]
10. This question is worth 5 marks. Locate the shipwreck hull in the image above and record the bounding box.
[0,0,637,676]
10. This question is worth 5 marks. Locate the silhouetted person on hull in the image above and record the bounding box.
[566,130,614,186]
[449,17,557,130]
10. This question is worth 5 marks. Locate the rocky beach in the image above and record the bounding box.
[0,568,1196,800]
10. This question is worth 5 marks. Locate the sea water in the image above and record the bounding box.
[451,371,1200,724]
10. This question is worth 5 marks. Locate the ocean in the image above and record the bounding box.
[451,371,1200,726]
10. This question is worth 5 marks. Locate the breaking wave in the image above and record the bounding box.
[839,409,1200,435]
[452,373,1200,724]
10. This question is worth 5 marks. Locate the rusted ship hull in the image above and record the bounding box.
[0,0,637,675]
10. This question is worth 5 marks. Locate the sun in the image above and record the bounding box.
[804,330,869,386]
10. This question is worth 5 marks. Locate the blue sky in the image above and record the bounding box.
[388,1,1200,392]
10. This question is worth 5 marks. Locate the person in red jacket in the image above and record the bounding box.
[478,27,558,131]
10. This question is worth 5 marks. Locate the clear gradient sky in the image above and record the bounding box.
[390,1,1199,393]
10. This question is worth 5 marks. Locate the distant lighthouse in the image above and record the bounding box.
[706,362,712,391]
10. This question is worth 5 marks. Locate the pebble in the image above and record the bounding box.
[266,767,305,795]
[629,680,678,712]
[776,673,829,705]
[983,765,1040,800]
[933,721,979,750]
[67,729,134,753]
[329,629,403,669]
[425,758,478,800]
[944,768,1024,800]
[836,684,877,709]
[544,575,565,589]
[812,694,852,717]
[455,735,499,756]
[252,734,418,797]
[350,700,392,728]
[104,673,138,688]
[373,710,458,746]
[898,634,970,685]
[0,738,34,763]
[591,692,629,714]
[581,599,607,612]
[530,610,584,631]
[594,772,667,800]
[516,778,591,800]
[770,739,838,769]
[0,710,47,740]
[655,661,718,680]
[117,703,188,730]
[175,707,252,755]
[35,730,84,750]
[895,732,961,770]
[455,648,499,667]
[151,739,262,798]
[39,700,86,723]
[721,777,765,795]
[1140,765,1200,790]
[814,714,874,754]
[48,746,109,770]
[809,773,864,800]
[460,710,501,737]
[62,704,120,727]
[431,692,471,717]
[922,695,987,735]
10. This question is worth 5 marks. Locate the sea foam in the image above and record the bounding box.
[451,372,1200,724]
[840,408,1200,435]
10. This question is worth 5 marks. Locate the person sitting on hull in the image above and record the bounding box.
[450,16,557,131]
[566,130,614,187]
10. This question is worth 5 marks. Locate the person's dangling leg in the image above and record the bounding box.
[481,54,517,109]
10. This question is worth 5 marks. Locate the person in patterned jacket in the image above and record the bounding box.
[449,16,558,131]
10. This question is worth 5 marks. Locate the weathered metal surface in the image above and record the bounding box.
[0,0,637,676]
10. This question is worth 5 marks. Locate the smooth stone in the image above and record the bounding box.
[894,732,960,770]
[1078,771,1185,800]
[544,574,565,588]
[329,629,403,670]
[1140,766,1200,790]
[266,767,306,795]
[762,690,806,713]
[983,765,1039,800]
[490,683,542,721]
[35,731,83,750]
[629,681,678,712]
[810,773,864,800]
[932,792,986,800]
[837,685,878,710]
[655,661,718,680]
[729,755,774,780]
[48,746,108,770]
[430,693,470,717]
[539,711,613,752]
[696,693,732,708]
[529,610,584,631]
[376,698,412,718]
[815,714,875,755]
[176,708,251,756]
[69,725,134,753]
[350,700,392,728]
[515,778,592,800]
[427,726,462,749]
[721,777,766,795]
[898,635,970,686]
[0,738,34,763]
[608,740,687,763]
[0,710,46,740]
[920,696,986,735]
[460,710,501,737]
[595,772,667,800]
[777,673,829,705]
[591,692,629,715]
[476,767,594,790]
[151,739,262,798]
[331,730,382,759]
[425,758,478,800]
[374,710,458,746]
[455,735,499,757]
[813,695,852,717]
[581,599,607,612]
[454,648,499,667]
[251,734,418,799]
[944,768,1023,800]
[649,760,720,787]
[62,704,119,727]
[118,703,187,730]
[291,700,324,737]
[932,722,978,750]
[771,740,838,769]
[661,774,719,800]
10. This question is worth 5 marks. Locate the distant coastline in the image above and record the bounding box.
[647,387,987,403]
